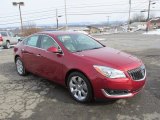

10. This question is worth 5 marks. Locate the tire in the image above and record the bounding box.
[4,41,10,49]
[18,39,21,43]
[67,72,93,103]
[15,57,28,76]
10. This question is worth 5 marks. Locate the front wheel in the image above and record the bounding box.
[67,72,93,103]
[15,57,28,76]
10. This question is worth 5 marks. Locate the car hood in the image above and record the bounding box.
[74,47,141,69]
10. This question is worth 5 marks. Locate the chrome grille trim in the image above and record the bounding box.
[128,65,146,81]
[101,89,133,98]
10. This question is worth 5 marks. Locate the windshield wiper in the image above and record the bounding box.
[75,50,84,52]
[90,47,103,50]
[74,47,103,52]
[75,49,90,52]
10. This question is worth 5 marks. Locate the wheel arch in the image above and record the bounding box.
[6,40,10,43]
[65,69,94,96]
[14,55,20,63]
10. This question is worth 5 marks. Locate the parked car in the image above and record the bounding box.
[14,31,146,103]
[0,31,21,49]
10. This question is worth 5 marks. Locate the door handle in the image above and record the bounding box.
[21,49,25,52]
[36,54,41,57]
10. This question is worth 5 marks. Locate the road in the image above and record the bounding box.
[0,32,160,120]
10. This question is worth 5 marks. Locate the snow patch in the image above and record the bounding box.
[143,29,160,35]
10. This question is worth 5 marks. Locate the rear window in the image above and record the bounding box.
[0,32,7,37]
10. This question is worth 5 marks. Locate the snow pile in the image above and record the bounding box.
[143,29,160,35]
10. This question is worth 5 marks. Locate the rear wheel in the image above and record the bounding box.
[67,72,93,103]
[4,41,10,49]
[15,57,28,76]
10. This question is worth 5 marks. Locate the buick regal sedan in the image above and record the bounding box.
[14,31,146,103]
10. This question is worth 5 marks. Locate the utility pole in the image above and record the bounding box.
[56,9,62,30]
[56,9,58,30]
[141,0,156,32]
[12,2,24,34]
[128,0,131,31]
[106,16,110,26]
[146,0,151,32]
[64,0,68,30]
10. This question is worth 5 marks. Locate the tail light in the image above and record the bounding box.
[0,34,3,42]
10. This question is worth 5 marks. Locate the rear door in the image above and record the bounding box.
[22,35,41,74]
[8,32,18,44]
[36,35,63,83]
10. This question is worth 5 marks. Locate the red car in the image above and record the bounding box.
[14,31,146,103]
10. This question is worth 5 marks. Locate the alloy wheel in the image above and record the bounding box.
[16,59,24,75]
[6,42,10,49]
[69,76,88,101]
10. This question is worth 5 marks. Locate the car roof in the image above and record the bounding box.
[38,31,81,36]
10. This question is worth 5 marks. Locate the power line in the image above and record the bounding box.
[0,9,65,19]
[1,8,160,26]
[0,0,150,19]
[66,1,148,9]
[0,1,127,16]
[0,10,65,22]
[0,8,148,23]
[67,11,137,16]
[2,8,160,25]
[0,15,56,26]
[0,0,159,26]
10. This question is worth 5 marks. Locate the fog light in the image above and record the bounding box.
[105,89,129,95]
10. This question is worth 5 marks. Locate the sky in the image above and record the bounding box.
[0,0,160,28]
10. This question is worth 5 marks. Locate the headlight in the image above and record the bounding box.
[93,65,126,78]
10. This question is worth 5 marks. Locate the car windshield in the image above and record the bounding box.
[57,34,104,52]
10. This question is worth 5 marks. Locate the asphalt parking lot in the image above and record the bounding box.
[0,32,160,120]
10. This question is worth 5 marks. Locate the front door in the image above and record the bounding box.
[36,35,63,83]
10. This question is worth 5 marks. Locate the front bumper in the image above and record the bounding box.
[101,85,144,99]
[89,63,146,99]
[92,75,146,99]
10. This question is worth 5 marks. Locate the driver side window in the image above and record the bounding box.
[40,35,58,50]
[24,35,39,47]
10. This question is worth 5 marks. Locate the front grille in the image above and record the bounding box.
[128,65,146,80]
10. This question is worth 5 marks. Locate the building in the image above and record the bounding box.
[148,17,160,30]
[58,26,89,34]
[87,26,101,34]
[121,22,146,32]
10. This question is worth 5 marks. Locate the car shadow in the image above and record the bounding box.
[0,62,117,105]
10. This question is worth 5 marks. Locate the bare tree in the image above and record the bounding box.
[130,13,146,23]
[130,13,156,23]
[149,13,155,19]
[23,22,42,36]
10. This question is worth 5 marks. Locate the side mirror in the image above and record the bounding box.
[47,46,62,54]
